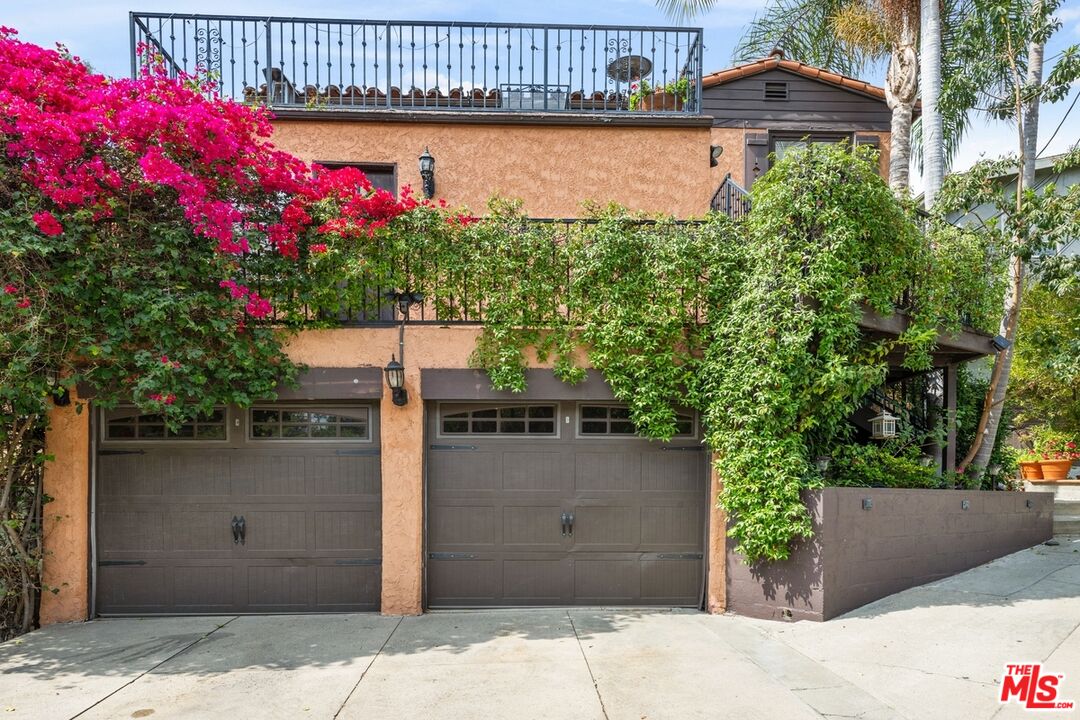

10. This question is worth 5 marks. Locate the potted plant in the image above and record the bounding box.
[1031,428,1079,481]
[631,77,689,111]
[1018,451,1044,480]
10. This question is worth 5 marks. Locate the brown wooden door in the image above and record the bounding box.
[426,402,707,607]
[95,405,381,614]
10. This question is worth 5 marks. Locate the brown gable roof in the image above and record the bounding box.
[702,52,888,103]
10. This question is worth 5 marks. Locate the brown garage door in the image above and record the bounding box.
[426,402,707,607]
[96,405,381,614]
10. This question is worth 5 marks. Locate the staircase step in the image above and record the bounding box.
[1054,518,1080,535]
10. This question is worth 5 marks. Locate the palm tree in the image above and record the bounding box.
[726,0,922,194]
[921,0,945,208]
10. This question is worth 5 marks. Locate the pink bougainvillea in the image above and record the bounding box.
[0,28,425,320]
[31,211,63,236]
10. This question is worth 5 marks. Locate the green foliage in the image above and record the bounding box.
[827,441,941,489]
[954,362,1018,486]
[1011,281,1080,436]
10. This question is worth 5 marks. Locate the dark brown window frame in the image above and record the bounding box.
[437,403,560,438]
[315,161,398,196]
[248,405,373,442]
[576,403,697,440]
[101,406,229,442]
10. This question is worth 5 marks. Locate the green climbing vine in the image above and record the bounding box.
[315,144,1002,563]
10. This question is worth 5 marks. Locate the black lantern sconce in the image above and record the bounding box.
[384,291,424,406]
[418,147,435,199]
[46,369,70,407]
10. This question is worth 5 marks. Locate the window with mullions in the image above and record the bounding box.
[579,405,695,437]
[440,405,556,435]
[249,407,371,440]
[104,407,227,441]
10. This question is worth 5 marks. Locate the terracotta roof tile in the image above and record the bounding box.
[702,54,888,102]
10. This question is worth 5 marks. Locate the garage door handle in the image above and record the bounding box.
[560,512,569,536]
[567,512,574,536]
[231,515,246,545]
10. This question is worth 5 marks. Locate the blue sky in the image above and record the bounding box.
[6,0,1080,189]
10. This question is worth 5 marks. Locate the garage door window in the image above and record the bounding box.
[104,407,227,441]
[249,407,371,440]
[440,405,556,435]
[579,405,695,437]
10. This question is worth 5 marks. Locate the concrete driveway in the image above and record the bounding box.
[2,538,1078,720]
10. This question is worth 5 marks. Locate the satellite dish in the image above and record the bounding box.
[606,55,652,83]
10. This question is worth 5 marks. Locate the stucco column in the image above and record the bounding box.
[379,336,425,615]
[706,464,727,613]
[40,391,91,625]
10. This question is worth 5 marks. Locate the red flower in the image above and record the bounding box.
[160,354,170,364]
[16,297,30,309]
[3,284,16,294]
[309,243,328,253]
[32,211,63,236]
[164,393,176,405]
[148,393,162,402]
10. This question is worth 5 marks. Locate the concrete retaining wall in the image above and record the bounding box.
[726,487,1054,621]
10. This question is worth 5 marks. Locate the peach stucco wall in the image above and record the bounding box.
[40,391,90,625]
[270,119,712,218]
[40,326,726,622]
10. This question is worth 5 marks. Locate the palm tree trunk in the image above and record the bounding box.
[921,0,944,208]
[964,3,1045,474]
[885,13,918,194]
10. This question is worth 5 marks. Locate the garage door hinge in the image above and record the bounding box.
[428,444,478,451]
[656,553,704,560]
[428,552,479,560]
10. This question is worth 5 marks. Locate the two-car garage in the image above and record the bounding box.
[94,373,709,615]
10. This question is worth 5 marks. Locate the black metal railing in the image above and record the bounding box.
[711,174,751,219]
[130,13,703,114]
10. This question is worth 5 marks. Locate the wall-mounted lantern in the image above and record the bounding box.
[46,368,70,406]
[384,290,423,407]
[418,147,435,199]
[870,411,898,440]
[384,355,407,406]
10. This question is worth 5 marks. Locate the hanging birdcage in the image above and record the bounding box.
[870,411,898,440]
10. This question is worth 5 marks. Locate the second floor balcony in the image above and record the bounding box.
[130,13,703,115]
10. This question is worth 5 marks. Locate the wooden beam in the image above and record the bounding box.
[944,364,958,473]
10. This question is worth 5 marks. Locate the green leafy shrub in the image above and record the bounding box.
[827,442,941,489]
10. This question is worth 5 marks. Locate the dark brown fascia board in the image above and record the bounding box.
[422,368,617,401]
[269,108,715,128]
[711,119,892,132]
[78,366,383,401]
[860,305,996,357]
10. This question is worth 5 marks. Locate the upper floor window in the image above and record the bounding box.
[770,133,852,164]
[317,162,397,195]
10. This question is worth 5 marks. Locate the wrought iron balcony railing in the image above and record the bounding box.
[710,174,751,219]
[130,13,703,114]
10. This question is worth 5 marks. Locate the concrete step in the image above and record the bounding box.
[1054,517,1080,535]
[1054,500,1080,515]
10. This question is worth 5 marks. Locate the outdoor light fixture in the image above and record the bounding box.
[991,334,1012,352]
[418,147,435,199]
[384,355,407,406]
[710,145,723,167]
[870,411,898,440]
[46,369,70,407]
[383,290,424,407]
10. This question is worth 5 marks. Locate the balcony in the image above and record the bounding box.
[129,14,703,115]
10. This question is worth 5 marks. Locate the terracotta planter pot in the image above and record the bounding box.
[1038,459,1073,480]
[1019,461,1044,480]
[639,91,684,111]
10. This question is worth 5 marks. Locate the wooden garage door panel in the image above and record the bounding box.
[503,505,564,547]
[96,404,381,615]
[315,510,381,551]
[98,511,164,553]
[502,451,565,492]
[427,402,706,608]
[574,452,641,492]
